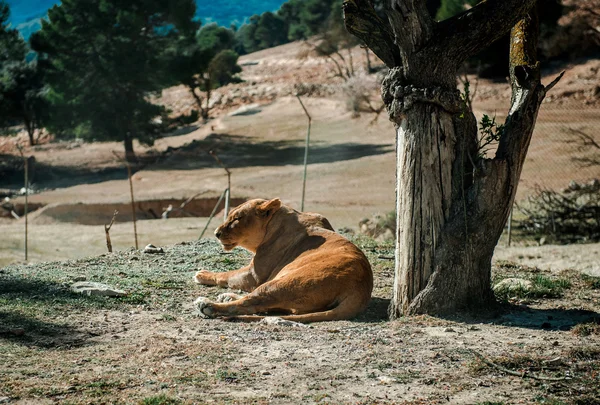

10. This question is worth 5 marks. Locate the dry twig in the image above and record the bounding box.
[470,350,571,382]
[104,210,118,253]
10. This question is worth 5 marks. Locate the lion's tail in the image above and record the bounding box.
[224,296,367,324]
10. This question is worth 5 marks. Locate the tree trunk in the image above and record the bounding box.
[343,0,561,316]
[124,135,137,164]
[24,116,36,146]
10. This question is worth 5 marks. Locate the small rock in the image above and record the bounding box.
[0,397,11,403]
[539,237,546,246]
[260,370,271,375]
[72,276,86,282]
[378,376,395,384]
[259,317,310,328]
[71,281,127,297]
[443,327,456,333]
[143,244,164,254]
[493,278,533,295]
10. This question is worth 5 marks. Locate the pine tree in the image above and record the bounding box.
[30,0,198,162]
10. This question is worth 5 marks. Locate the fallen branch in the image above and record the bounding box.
[470,350,571,382]
[104,210,119,253]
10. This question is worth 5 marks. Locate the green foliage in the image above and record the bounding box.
[235,0,337,55]
[140,394,182,405]
[436,0,479,21]
[477,114,504,157]
[30,0,199,161]
[209,50,242,87]
[0,1,46,145]
[0,1,27,64]
[167,22,242,120]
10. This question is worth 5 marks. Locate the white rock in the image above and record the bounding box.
[71,282,126,297]
[259,317,310,328]
[143,244,164,254]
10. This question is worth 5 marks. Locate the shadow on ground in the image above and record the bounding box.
[151,133,394,171]
[444,303,600,332]
[0,276,109,348]
[0,153,129,190]
[355,297,391,323]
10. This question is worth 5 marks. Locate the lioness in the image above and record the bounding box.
[193,198,373,323]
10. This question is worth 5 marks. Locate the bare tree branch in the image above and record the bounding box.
[432,0,537,66]
[495,10,547,164]
[342,0,401,67]
[387,0,434,55]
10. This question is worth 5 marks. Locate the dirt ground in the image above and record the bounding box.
[1,237,599,405]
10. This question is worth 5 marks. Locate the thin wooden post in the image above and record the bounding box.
[113,151,138,249]
[296,95,312,212]
[199,189,227,240]
[17,145,29,261]
[24,159,29,261]
[126,163,138,249]
[209,150,231,218]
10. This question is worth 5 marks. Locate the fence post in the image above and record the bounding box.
[198,189,227,240]
[209,151,231,218]
[296,95,312,212]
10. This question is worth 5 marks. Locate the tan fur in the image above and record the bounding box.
[193,198,373,323]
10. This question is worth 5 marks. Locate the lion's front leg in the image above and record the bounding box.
[193,264,258,292]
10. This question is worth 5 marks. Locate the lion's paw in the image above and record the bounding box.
[194,297,216,318]
[193,270,215,285]
[216,292,243,303]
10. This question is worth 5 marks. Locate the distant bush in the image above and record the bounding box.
[516,181,600,244]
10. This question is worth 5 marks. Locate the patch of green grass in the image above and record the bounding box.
[141,279,184,290]
[140,394,182,405]
[215,368,241,383]
[391,369,421,383]
[494,274,572,301]
[117,291,147,305]
[582,274,600,290]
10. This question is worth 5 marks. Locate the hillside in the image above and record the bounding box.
[0,40,599,267]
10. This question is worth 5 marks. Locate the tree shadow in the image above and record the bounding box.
[0,153,128,190]
[355,296,391,323]
[0,275,110,348]
[441,303,600,332]
[152,133,394,171]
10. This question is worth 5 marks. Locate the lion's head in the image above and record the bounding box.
[214,198,282,252]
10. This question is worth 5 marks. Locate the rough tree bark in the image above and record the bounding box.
[343,0,563,316]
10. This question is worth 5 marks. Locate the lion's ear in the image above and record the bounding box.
[257,198,281,217]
